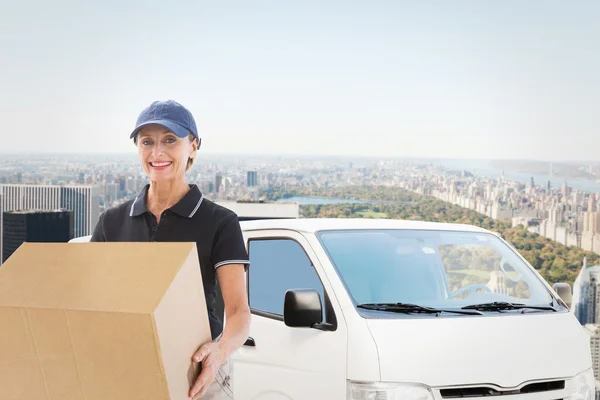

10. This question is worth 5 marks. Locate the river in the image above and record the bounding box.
[432,158,600,193]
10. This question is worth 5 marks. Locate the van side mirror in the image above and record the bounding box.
[553,282,572,308]
[284,289,323,328]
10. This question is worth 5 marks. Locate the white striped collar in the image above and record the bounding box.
[129,183,204,219]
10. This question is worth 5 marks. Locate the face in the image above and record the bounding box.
[135,125,197,183]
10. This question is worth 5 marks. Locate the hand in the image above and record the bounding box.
[189,341,225,399]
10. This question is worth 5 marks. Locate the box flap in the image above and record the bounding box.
[0,242,198,313]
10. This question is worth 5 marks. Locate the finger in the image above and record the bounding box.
[196,373,216,399]
[196,384,209,399]
[194,342,217,363]
[192,344,210,362]
[189,375,206,398]
[189,369,215,399]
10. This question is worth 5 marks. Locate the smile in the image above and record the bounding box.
[150,161,172,167]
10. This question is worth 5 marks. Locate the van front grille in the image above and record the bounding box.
[439,379,565,398]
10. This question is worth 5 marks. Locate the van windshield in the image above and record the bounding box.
[316,229,555,313]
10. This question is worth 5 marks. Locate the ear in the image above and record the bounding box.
[189,139,199,159]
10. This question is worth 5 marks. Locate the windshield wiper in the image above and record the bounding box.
[357,302,483,316]
[461,301,557,312]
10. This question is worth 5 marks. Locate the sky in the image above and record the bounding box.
[0,0,599,161]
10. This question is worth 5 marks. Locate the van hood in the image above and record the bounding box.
[365,311,591,388]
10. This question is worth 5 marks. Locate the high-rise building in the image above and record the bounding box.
[584,212,600,234]
[215,174,223,193]
[0,184,100,264]
[119,177,127,196]
[2,209,73,263]
[582,324,600,388]
[59,186,100,238]
[572,261,600,325]
[562,181,570,200]
[573,190,585,206]
[247,171,258,187]
[106,183,119,203]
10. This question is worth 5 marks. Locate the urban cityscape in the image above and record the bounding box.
[2,153,599,253]
[2,152,600,396]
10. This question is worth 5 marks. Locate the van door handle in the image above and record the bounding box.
[244,337,255,347]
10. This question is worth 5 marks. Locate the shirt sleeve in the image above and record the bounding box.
[90,212,106,242]
[211,213,249,270]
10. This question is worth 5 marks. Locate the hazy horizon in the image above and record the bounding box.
[1,1,599,160]
[1,151,599,167]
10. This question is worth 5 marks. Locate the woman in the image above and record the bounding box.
[90,100,250,399]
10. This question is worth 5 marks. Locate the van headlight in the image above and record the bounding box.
[347,381,433,400]
[572,368,595,400]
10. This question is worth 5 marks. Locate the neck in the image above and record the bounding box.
[146,179,190,214]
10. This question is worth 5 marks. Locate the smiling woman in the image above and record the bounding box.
[90,100,251,399]
[134,127,198,198]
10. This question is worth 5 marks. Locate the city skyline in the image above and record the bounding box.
[1,150,600,166]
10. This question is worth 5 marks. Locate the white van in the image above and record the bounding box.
[233,218,593,399]
[72,218,595,399]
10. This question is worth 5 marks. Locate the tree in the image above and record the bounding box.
[263,185,597,287]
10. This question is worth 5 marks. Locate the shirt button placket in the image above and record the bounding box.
[152,212,167,242]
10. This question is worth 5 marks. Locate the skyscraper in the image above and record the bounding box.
[584,212,600,234]
[215,174,223,193]
[0,184,100,264]
[562,181,570,200]
[582,324,600,390]
[2,209,73,263]
[59,186,101,238]
[572,260,600,325]
[247,171,258,187]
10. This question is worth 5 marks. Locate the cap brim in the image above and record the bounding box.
[130,119,190,139]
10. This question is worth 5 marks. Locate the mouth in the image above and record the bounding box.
[149,161,172,168]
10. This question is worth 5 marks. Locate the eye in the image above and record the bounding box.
[141,139,153,146]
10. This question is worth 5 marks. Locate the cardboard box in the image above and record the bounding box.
[0,242,212,400]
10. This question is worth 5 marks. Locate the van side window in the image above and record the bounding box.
[248,238,325,317]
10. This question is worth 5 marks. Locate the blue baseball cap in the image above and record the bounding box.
[130,100,199,142]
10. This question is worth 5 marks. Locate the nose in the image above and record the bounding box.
[151,141,165,157]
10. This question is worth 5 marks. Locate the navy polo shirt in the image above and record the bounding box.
[90,184,249,339]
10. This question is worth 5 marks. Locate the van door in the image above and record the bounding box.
[231,229,348,399]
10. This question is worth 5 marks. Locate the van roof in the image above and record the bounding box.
[239,218,496,235]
